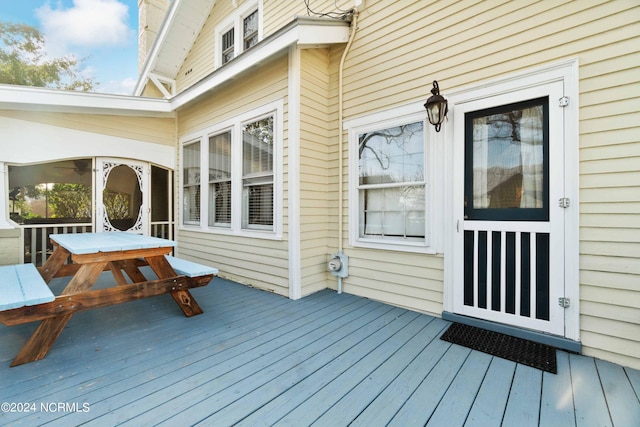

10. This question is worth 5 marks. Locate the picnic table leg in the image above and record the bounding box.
[109,261,128,285]
[10,314,74,367]
[10,262,107,366]
[169,289,203,317]
[145,256,204,317]
[38,246,71,283]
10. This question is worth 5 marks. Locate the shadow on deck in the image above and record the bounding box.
[1,273,639,426]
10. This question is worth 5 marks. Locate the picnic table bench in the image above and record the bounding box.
[0,232,217,367]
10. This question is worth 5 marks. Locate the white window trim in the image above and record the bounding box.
[346,106,444,254]
[215,1,263,68]
[179,99,283,240]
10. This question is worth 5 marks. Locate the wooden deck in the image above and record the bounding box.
[1,272,639,426]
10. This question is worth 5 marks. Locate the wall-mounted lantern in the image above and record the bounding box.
[424,80,448,132]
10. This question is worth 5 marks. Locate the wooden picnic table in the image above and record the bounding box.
[0,232,216,367]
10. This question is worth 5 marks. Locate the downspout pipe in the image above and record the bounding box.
[337,9,359,294]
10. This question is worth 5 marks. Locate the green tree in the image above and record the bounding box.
[0,21,96,91]
[48,184,92,219]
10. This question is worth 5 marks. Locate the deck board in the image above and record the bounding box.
[203,308,416,427]
[596,359,640,427]
[570,354,614,427]
[1,275,639,427]
[349,327,451,426]
[465,357,517,427]
[539,351,576,427]
[501,364,542,427]
[387,344,471,426]
[426,350,493,426]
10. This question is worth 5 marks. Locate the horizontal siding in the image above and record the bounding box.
[179,54,288,135]
[263,0,352,37]
[338,0,640,368]
[299,48,331,296]
[176,53,290,296]
[0,110,175,146]
[175,0,353,93]
[577,1,640,364]
[177,230,289,296]
[343,248,445,316]
[174,1,229,93]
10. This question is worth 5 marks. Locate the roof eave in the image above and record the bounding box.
[0,85,173,117]
[134,0,216,97]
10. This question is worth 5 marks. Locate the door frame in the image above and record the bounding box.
[443,59,580,342]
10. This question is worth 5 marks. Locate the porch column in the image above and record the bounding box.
[0,162,21,265]
[0,162,13,228]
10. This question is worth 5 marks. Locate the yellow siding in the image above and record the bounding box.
[0,110,175,146]
[175,0,354,93]
[177,230,289,294]
[174,1,232,93]
[0,229,21,266]
[179,53,288,132]
[338,0,639,367]
[176,54,290,297]
[299,48,332,296]
[140,81,168,99]
[263,0,352,37]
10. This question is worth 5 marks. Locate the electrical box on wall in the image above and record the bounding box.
[328,252,349,278]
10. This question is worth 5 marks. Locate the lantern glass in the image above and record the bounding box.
[426,98,447,126]
[424,81,448,132]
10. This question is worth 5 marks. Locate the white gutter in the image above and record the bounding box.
[336,11,359,294]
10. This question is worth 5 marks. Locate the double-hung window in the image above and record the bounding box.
[216,3,261,67]
[182,141,201,225]
[181,101,282,238]
[243,10,259,50]
[349,109,438,253]
[221,29,235,64]
[242,116,274,230]
[208,131,232,227]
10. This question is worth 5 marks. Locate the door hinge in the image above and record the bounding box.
[559,198,570,208]
[559,96,570,107]
[558,297,571,308]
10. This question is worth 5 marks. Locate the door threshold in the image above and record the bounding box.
[442,311,581,353]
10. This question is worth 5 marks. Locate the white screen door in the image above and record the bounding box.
[96,158,149,234]
[452,82,566,336]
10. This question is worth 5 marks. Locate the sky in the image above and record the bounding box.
[0,0,142,95]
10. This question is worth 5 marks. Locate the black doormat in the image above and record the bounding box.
[440,323,557,374]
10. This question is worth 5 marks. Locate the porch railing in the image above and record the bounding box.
[20,223,93,265]
[19,221,174,266]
